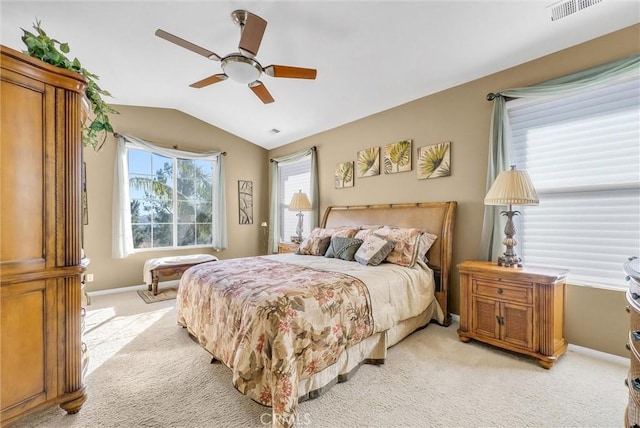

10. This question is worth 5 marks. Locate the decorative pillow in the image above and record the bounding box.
[354,225,382,241]
[324,237,363,261]
[373,226,422,267]
[416,232,438,264]
[354,234,395,266]
[295,236,331,256]
[331,226,359,239]
[309,226,359,240]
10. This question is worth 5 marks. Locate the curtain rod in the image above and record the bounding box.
[113,132,226,156]
[270,145,317,163]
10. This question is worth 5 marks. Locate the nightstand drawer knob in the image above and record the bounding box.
[495,315,504,326]
[627,342,631,351]
[497,288,504,294]
[627,305,632,313]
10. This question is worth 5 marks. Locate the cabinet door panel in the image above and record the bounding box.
[502,302,534,350]
[1,280,55,413]
[472,296,499,340]
[0,80,45,271]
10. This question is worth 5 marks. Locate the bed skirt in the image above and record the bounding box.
[297,300,442,401]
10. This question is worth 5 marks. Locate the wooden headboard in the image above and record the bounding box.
[321,201,457,325]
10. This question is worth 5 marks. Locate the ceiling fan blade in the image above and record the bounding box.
[238,12,267,57]
[155,29,221,61]
[249,81,274,104]
[190,74,228,88]
[264,65,317,80]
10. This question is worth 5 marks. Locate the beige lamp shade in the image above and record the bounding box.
[288,190,312,211]
[484,166,539,206]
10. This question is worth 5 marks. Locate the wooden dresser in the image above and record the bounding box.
[458,260,569,368]
[1,45,88,424]
[624,257,640,427]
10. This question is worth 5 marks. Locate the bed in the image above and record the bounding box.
[176,201,456,427]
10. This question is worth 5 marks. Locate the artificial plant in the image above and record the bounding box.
[21,20,118,151]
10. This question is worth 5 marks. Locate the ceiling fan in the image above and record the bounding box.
[155,10,317,104]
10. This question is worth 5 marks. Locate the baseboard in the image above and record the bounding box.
[567,343,629,365]
[88,280,180,297]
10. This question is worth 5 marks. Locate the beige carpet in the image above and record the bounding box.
[13,288,628,428]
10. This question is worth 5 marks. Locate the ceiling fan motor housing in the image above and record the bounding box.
[221,54,262,83]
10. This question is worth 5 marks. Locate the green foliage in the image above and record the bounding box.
[21,20,117,151]
[129,156,214,249]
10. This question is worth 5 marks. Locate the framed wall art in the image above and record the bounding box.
[238,180,253,224]
[417,141,451,179]
[356,147,380,177]
[334,161,354,188]
[383,139,412,174]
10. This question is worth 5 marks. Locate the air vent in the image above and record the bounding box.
[547,0,602,21]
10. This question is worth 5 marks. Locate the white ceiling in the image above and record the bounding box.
[1,1,638,150]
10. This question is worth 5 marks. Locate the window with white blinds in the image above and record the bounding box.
[278,156,311,242]
[507,75,640,289]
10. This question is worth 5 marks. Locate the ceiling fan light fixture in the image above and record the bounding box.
[221,55,262,84]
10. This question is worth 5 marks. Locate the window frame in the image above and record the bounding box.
[127,146,217,252]
[277,155,312,243]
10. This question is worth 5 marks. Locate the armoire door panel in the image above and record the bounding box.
[0,280,52,411]
[0,79,45,268]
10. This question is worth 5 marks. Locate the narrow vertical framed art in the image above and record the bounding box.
[238,180,253,224]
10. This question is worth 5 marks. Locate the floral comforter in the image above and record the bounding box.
[176,256,375,427]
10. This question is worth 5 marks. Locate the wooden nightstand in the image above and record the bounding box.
[457,260,569,369]
[278,242,299,254]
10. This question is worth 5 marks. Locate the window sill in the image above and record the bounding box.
[133,245,216,254]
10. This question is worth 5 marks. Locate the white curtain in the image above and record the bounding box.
[112,134,227,258]
[269,147,318,254]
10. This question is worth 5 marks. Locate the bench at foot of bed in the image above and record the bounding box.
[143,254,217,295]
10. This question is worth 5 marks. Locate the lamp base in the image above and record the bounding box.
[497,254,523,268]
[497,208,523,268]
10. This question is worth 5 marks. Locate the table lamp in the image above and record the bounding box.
[484,165,539,267]
[288,190,312,243]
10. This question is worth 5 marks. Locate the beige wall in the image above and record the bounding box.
[268,24,639,357]
[83,106,269,292]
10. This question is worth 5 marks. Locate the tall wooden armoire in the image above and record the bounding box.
[1,45,88,424]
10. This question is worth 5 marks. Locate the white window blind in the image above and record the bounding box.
[507,76,640,289]
[278,157,311,242]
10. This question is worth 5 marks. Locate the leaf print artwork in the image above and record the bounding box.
[334,161,354,188]
[417,141,451,179]
[384,140,412,174]
[356,147,380,177]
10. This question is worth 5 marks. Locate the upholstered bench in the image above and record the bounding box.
[143,254,218,295]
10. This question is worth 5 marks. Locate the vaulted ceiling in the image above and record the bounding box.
[1,1,638,149]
